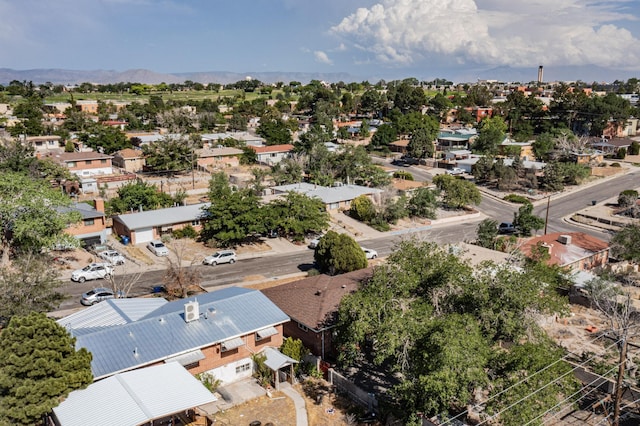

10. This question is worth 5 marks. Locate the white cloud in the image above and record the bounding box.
[314,50,333,65]
[330,0,640,70]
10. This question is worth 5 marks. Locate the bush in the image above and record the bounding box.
[610,162,621,167]
[616,147,627,159]
[393,171,414,180]
[503,194,529,204]
[618,190,638,207]
[172,225,198,239]
[195,372,221,393]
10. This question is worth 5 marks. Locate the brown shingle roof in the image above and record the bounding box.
[248,144,294,154]
[48,151,113,162]
[115,148,143,159]
[261,268,373,330]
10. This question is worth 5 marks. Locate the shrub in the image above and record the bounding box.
[195,372,221,393]
[172,225,198,239]
[618,190,638,207]
[503,194,529,204]
[610,162,621,167]
[615,147,627,159]
[393,171,414,180]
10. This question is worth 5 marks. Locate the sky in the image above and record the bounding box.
[2,0,640,82]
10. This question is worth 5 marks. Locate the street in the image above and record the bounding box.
[55,167,639,311]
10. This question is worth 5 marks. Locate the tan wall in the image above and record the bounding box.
[67,158,112,172]
[66,217,106,237]
[198,157,240,168]
[591,166,624,177]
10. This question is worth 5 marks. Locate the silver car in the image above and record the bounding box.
[80,287,119,306]
[98,250,126,265]
[147,240,169,256]
[203,250,237,266]
[71,263,113,283]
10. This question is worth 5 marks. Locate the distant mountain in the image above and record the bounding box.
[0,68,358,85]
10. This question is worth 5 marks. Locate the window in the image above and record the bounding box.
[85,160,92,165]
[270,153,277,157]
[191,220,200,226]
[67,162,76,168]
[83,219,95,226]
[235,363,251,374]
[100,159,107,164]
[297,322,309,332]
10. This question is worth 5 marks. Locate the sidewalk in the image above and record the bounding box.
[279,382,308,426]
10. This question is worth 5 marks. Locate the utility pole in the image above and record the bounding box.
[613,337,628,426]
[544,195,551,235]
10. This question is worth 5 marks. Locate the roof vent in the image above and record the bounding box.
[184,300,200,323]
[133,347,138,357]
[315,290,322,296]
[557,235,572,245]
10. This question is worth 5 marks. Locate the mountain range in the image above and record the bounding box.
[0,66,637,86]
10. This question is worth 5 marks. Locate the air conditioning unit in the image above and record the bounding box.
[184,301,199,323]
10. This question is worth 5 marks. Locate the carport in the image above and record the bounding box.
[50,362,217,426]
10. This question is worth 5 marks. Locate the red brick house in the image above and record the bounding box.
[519,232,609,271]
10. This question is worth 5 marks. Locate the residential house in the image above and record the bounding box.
[48,151,114,177]
[269,182,383,211]
[75,100,99,114]
[51,362,217,426]
[101,120,127,130]
[499,138,536,161]
[588,137,632,155]
[59,199,108,247]
[389,139,409,154]
[57,287,291,385]
[201,132,265,148]
[519,232,609,271]
[464,106,493,122]
[112,148,146,173]
[249,144,294,165]
[261,268,374,359]
[112,203,209,245]
[26,135,63,154]
[196,147,244,169]
[436,128,477,152]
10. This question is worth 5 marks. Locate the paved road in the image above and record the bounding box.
[56,166,638,311]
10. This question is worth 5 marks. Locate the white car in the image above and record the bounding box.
[147,240,169,256]
[308,235,324,249]
[362,248,378,259]
[71,263,113,283]
[445,167,465,176]
[98,250,126,265]
[203,250,237,266]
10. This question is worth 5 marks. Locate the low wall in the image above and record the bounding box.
[590,167,625,177]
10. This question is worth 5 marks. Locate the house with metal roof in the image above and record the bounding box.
[58,287,290,385]
[111,202,210,245]
[248,144,294,165]
[51,362,216,426]
[269,182,383,211]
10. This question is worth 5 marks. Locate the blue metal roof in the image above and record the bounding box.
[69,287,289,379]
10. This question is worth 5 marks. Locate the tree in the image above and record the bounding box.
[0,252,67,327]
[82,125,130,154]
[264,192,329,242]
[0,312,93,425]
[473,117,507,154]
[163,239,201,299]
[618,190,638,208]
[313,231,367,275]
[476,218,499,249]
[200,189,262,247]
[610,223,640,262]
[432,174,481,209]
[540,160,565,191]
[367,124,397,152]
[141,136,195,174]
[0,137,37,173]
[0,172,81,264]
[349,195,376,223]
[256,118,292,145]
[406,187,437,219]
[512,201,545,236]
[280,337,309,374]
[407,125,437,159]
[108,179,174,214]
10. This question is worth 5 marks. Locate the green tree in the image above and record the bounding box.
[476,218,499,248]
[280,337,309,374]
[629,141,640,155]
[512,201,545,236]
[264,192,329,242]
[432,174,481,209]
[314,231,367,275]
[0,137,37,173]
[618,189,639,208]
[367,124,397,152]
[141,137,195,174]
[108,180,174,214]
[540,160,565,191]
[610,223,640,262]
[0,172,81,263]
[256,118,292,145]
[349,195,376,223]
[82,125,130,154]
[407,125,437,159]
[473,116,507,154]
[406,187,437,219]
[200,189,262,247]
[10,95,44,136]
[0,253,67,327]
[0,312,93,425]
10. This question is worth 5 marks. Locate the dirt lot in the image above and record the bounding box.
[211,380,373,426]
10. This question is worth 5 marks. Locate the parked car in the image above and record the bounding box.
[147,240,169,256]
[308,235,324,249]
[446,167,465,175]
[498,222,517,234]
[71,263,113,283]
[203,250,237,266]
[98,249,126,265]
[391,159,409,167]
[362,247,378,259]
[80,287,119,306]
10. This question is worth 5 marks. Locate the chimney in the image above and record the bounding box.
[94,198,105,213]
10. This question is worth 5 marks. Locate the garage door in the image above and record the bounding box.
[134,227,154,244]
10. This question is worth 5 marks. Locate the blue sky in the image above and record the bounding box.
[2,0,640,81]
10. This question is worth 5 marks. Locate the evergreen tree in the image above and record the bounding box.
[0,313,93,425]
